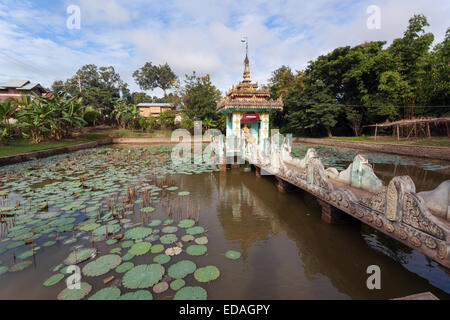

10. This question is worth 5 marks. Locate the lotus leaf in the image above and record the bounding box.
[194,266,220,282]
[186,226,205,235]
[89,286,121,300]
[82,254,121,277]
[170,279,185,291]
[167,260,196,279]
[225,250,241,260]
[116,262,134,273]
[129,242,151,256]
[194,236,208,245]
[186,245,207,256]
[153,254,171,265]
[174,286,207,300]
[124,227,153,240]
[57,282,92,300]
[178,219,195,228]
[161,226,178,233]
[122,264,165,289]
[43,273,65,287]
[181,235,194,242]
[148,219,162,227]
[119,290,153,300]
[160,234,177,244]
[64,248,97,265]
[153,281,169,294]
[9,260,32,272]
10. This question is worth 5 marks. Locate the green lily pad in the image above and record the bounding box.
[186,226,205,235]
[128,242,151,256]
[122,253,135,261]
[170,279,185,291]
[148,220,162,227]
[89,287,121,300]
[167,260,197,279]
[178,191,190,196]
[124,227,153,240]
[225,250,241,260]
[121,240,134,248]
[174,286,207,300]
[150,244,164,254]
[119,290,153,300]
[161,226,178,233]
[160,234,177,244]
[141,207,155,213]
[122,264,165,289]
[186,245,207,256]
[153,253,171,264]
[194,236,208,245]
[166,186,179,191]
[178,219,195,228]
[82,254,121,277]
[116,262,134,273]
[64,248,97,265]
[181,235,195,242]
[0,266,8,276]
[43,273,65,287]
[194,266,220,283]
[9,260,32,272]
[79,223,100,232]
[57,282,92,300]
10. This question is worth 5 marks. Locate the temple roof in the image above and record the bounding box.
[217,54,283,114]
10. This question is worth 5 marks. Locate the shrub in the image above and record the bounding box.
[84,107,101,126]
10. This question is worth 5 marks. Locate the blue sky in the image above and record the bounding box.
[0,0,448,95]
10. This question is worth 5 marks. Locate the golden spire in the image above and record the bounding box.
[243,53,250,82]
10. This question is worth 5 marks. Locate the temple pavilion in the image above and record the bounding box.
[216,53,283,150]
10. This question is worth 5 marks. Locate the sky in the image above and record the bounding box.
[0,0,448,96]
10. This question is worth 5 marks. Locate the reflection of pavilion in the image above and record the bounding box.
[215,172,282,258]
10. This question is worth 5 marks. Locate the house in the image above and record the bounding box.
[0,79,48,102]
[137,102,174,118]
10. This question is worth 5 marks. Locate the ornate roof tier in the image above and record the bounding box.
[217,54,283,114]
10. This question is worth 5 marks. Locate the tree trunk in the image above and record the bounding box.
[325,126,333,138]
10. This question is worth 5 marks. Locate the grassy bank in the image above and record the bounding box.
[328,136,450,147]
[0,127,174,158]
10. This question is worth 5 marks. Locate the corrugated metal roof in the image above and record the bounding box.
[17,83,39,90]
[0,79,30,88]
[137,103,173,107]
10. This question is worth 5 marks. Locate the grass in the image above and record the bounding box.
[328,136,450,147]
[0,126,175,158]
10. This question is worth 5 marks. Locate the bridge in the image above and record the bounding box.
[210,133,450,269]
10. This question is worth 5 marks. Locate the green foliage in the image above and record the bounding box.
[158,109,176,129]
[182,72,221,123]
[112,99,141,129]
[83,107,101,126]
[179,113,194,131]
[133,62,177,96]
[138,116,158,132]
[16,92,86,143]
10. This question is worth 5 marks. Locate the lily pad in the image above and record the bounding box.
[116,262,134,273]
[161,226,178,233]
[82,254,121,277]
[57,282,92,300]
[9,260,32,272]
[153,254,171,265]
[178,219,195,228]
[170,279,185,291]
[160,234,178,244]
[178,191,190,196]
[122,264,165,289]
[194,236,208,245]
[128,242,151,256]
[119,290,153,300]
[174,286,207,300]
[89,287,121,300]
[153,281,169,294]
[167,260,197,279]
[64,248,97,265]
[124,227,153,240]
[148,220,162,227]
[150,244,164,254]
[186,226,205,235]
[43,273,65,287]
[225,250,241,260]
[186,245,207,256]
[0,266,8,276]
[181,235,194,242]
[194,266,220,282]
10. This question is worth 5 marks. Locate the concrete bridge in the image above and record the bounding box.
[211,132,450,269]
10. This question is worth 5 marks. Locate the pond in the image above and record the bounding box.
[0,144,448,300]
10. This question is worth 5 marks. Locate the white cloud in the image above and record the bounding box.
[0,0,448,94]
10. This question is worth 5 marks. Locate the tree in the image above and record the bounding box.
[112,99,140,129]
[158,109,176,129]
[182,72,221,123]
[133,62,177,96]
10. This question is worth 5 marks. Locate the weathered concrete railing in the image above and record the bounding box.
[211,132,450,269]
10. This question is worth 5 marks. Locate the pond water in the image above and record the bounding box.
[0,144,448,300]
